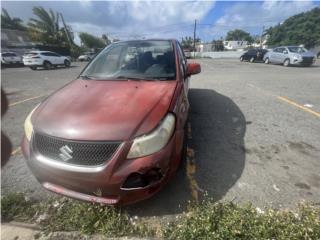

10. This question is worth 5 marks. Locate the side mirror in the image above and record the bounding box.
[186,63,201,76]
[283,50,288,54]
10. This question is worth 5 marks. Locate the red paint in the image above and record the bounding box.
[22,39,201,205]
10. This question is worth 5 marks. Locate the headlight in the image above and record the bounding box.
[24,105,39,141]
[127,113,175,159]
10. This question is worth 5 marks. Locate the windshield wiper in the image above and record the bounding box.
[116,76,153,81]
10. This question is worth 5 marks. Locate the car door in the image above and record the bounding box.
[51,52,64,64]
[276,47,286,63]
[278,47,288,63]
[46,52,59,64]
[270,48,279,63]
[41,52,54,64]
[247,49,256,60]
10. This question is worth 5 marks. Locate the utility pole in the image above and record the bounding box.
[193,19,197,58]
[60,12,73,46]
[260,25,265,48]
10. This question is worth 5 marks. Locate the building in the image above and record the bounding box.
[223,41,248,50]
[1,29,36,55]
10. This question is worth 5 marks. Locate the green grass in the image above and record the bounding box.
[2,193,320,239]
[1,193,153,237]
[163,201,320,240]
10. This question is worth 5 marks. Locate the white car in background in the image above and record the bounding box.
[1,52,23,66]
[77,52,96,61]
[23,51,71,70]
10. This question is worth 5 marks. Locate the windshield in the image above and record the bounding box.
[81,40,176,80]
[287,47,308,53]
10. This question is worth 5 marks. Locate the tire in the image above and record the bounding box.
[283,59,290,67]
[29,66,37,70]
[264,58,270,64]
[240,56,244,62]
[43,61,52,69]
[64,60,71,68]
[250,57,255,63]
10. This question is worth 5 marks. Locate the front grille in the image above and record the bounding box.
[302,57,314,64]
[33,132,121,166]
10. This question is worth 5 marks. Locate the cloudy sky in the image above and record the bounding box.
[2,1,319,44]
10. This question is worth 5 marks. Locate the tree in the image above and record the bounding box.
[79,32,105,49]
[266,7,320,48]
[181,36,200,50]
[27,7,69,46]
[1,8,26,31]
[226,29,254,43]
[211,40,224,51]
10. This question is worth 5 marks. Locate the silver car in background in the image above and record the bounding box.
[263,46,316,67]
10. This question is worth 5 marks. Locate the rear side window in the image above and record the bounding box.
[25,52,39,56]
[41,52,56,56]
[3,53,17,57]
[248,50,256,54]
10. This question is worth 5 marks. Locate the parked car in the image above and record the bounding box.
[1,52,23,66]
[23,51,71,70]
[263,46,316,67]
[78,52,96,61]
[240,49,268,62]
[317,51,320,59]
[21,39,201,205]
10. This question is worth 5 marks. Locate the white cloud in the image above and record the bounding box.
[210,0,315,38]
[70,1,216,42]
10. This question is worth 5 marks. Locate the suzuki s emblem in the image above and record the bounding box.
[59,145,73,161]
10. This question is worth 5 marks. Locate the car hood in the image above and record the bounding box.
[33,79,177,141]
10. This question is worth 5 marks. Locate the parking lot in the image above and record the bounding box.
[2,59,320,217]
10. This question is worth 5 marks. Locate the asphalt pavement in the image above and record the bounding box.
[2,59,320,217]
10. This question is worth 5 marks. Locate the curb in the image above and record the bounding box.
[1,222,158,240]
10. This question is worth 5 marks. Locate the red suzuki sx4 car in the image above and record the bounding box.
[22,39,201,205]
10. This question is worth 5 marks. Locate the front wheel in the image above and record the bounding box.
[250,57,255,63]
[240,56,244,62]
[43,61,52,69]
[64,60,71,68]
[283,59,290,67]
[264,58,270,64]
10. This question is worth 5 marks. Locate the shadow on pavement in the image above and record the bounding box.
[126,88,246,217]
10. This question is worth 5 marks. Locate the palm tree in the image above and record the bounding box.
[28,7,67,45]
[1,8,26,31]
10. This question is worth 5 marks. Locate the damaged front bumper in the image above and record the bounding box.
[21,130,183,205]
